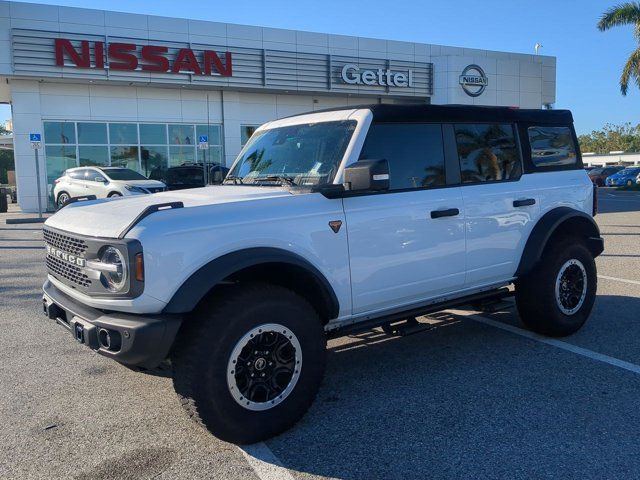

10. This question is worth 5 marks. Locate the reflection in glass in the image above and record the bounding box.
[360,123,446,190]
[169,146,196,166]
[109,123,138,145]
[169,124,194,145]
[528,126,577,167]
[79,146,109,166]
[241,125,259,147]
[140,124,167,145]
[196,125,222,145]
[78,123,108,144]
[454,124,520,183]
[142,146,169,179]
[44,122,75,144]
[45,145,77,208]
[110,146,140,171]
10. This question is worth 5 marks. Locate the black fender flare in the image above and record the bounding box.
[515,207,604,277]
[162,247,340,317]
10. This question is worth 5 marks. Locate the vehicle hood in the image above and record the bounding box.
[44,185,293,238]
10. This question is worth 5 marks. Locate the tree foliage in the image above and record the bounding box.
[578,122,640,153]
[598,2,640,95]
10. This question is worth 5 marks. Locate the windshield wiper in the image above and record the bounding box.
[255,175,297,186]
[224,175,244,185]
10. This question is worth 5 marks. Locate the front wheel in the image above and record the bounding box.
[172,283,326,444]
[515,239,597,337]
[627,180,634,187]
[108,192,122,197]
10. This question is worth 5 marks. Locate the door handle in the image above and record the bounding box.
[513,198,536,207]
[430,208,460,219]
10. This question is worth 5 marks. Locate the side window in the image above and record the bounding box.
[527,126,577,168]
[359,123,445,190]
[454,124,521,183]
[68,169,86,179]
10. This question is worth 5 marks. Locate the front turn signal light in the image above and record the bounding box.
[135,253,144,282]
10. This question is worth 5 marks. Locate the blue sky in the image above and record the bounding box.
[1,0,638,134]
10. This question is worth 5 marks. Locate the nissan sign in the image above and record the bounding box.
[341,64,414,88]
[459,64,488,97]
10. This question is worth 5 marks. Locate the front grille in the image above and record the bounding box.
[46,255,91,288]
[43,228,88,256]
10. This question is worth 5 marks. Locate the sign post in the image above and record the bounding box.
[198,135,209,186]
[30,133,43,220]
[7,133,47,224]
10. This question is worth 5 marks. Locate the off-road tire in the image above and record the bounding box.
[171,283,327,444]
[515,238,596,337]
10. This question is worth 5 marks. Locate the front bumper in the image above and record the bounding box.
[42,280,182,368]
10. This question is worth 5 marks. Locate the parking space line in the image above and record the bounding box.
[449,310,640,376]
[598,274,640,286]
[239,442,296,480]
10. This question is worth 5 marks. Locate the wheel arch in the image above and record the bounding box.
[163,247,340,323]
[515,207,604,277]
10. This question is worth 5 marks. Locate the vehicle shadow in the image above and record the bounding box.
[264,294,640,479]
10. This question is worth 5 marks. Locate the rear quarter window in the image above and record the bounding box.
[527,126,578,168]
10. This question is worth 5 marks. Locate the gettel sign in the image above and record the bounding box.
[54,39,233,77]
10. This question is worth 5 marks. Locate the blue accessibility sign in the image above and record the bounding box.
[29,133,41,142]
[198,135,208,143]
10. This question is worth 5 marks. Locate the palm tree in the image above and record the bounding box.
[598,2,640,95]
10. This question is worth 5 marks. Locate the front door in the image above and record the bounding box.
[343,123,466,315]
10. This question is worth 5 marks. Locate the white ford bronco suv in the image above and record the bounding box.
[41,105,603,444]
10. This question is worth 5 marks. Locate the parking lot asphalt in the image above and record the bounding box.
[1,188,640,480]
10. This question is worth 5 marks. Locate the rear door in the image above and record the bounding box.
[453,123,539,287]
[343,123,466,315]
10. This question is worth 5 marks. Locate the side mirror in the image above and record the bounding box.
[95,176,107,183]
[343,159,389,192]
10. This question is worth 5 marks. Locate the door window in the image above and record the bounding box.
[454,124,521,183]
[359,123,446,190]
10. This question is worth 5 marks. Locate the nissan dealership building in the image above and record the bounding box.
[0,1,557,212]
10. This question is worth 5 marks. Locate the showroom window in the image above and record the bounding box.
[43,121,223,207]
[241,125,259,147]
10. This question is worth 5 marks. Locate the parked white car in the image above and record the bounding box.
[53,167,166,208]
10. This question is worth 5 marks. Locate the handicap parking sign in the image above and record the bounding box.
[198,135,208,143]
[30,133,41,142]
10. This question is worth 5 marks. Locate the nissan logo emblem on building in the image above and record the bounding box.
[341,64,414,88]
[459,64,488,97]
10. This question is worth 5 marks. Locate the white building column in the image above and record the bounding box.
[10,79,46,213]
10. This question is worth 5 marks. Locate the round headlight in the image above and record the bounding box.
[100,246,128,292]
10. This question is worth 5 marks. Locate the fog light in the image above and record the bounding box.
[98,328,122,351]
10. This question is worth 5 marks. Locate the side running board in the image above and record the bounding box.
[118,202,184,239]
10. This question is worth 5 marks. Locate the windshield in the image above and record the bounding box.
[620,168,640,175]
[167,168,204,184]
[103,168,148,181]
[227,120,357,186]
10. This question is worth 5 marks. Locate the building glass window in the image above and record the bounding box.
[169,124,194,145]
[527,126,577,168]
[44,122,75,144]
[79,146,109,166]
[43,121,223,210]
[454,124,521,183]
[241,125,259,147]
[110,146,140,171]
[360,123,446,190]
[140,124,168,144]
[77,122,108,144]
[109,123,138,145]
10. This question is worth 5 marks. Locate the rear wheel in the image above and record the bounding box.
[56,191,70,209]
[172,283,326,444]
[515,239,596,337]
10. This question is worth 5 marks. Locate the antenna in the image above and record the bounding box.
[534,43,543,55]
